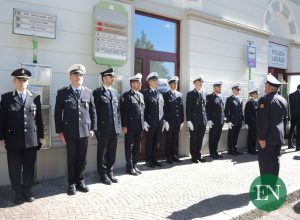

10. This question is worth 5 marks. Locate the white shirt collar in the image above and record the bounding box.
[71,85,82,91]
[150,87,157,92]
[103,85,112,91]
[195,89,202,94]
[213,92,221,97]
[17,90,26,95]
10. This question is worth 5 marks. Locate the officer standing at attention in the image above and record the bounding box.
[288,84,300,150]
[143,72,167,168]
[257,74,287,177]
[55,64,96,195]
[0,68,44,204]
[186,76,207,163]
[225,83,244,156]
[163,76,184,164]
[206,81,224,159]
[93,68,121,184]
[120,73,144,176]
[244,88,258,155]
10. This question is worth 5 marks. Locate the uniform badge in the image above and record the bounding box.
[260,104,264,109]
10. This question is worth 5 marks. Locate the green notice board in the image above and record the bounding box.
[93,0,128,66]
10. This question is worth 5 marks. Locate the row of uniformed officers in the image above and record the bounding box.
[0,64,287,204]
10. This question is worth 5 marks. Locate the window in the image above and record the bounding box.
[134,11,180,90]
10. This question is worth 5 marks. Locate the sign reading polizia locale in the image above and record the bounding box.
[268,42,288,69]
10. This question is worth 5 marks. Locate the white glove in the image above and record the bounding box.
[227,122,233,129]
[207,120,214,129]
[187,121,194,131]
[162,121,170,132]
[144,121,150,132]
[180,123,184,130]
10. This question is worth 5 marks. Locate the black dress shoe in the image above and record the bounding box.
[68,184,76,195]
[191,158,199,163]
[228,151,238,156]
[198,158,206,163]
[133,166,142,174]
[172,156,181,162]
[167,159,173,164]
[296,147,300,152]
[216,154,223,158]
[153,161,163,167]
[288,143,295,149]
[146,161,155,168]
[76,183,89,192]
[127,168,138,176]
[24,189,35,202]
[100,175,112,185]
[210,154,218,159]
[107,173,118,183]
[14,192,24,205]
[233,148,243,155]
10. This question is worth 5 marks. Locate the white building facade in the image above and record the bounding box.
[0,0,300,186]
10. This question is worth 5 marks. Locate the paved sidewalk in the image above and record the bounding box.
[258,199,300,220]
[0,146,299,220]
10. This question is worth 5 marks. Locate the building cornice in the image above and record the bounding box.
[186,9,272,39]
[290,40,300,48]
[118,0,133,5]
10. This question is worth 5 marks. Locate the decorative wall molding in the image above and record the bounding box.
[186,9,272,38]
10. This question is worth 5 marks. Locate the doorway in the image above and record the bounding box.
[134,11,180,160]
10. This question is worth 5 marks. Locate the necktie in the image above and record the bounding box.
[75,89,80,99]
[107,89,112,99]
[19,93,25,104]
[199,92,202,99]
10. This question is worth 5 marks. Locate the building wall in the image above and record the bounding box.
[1,0,300,186]
[0,0,133,186]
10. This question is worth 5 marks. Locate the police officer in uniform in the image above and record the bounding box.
[257,74,287,177]
[55,64,96,195]
[186,76,207,163]
[163,76,184,163]
[0,68,44,204]
[244,88,258,155]
[288,85,300,150]
[120,73,144,175]
[143,72,167,168]
[93,68,121,184]
[206,81,224,159]
[225,83,244,156]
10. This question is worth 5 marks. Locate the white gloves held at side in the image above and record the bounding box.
[162,121,170,132]
[227,122,233,129]
[207,120,214,129]
[187,121,194,131]
[144,121,150,132]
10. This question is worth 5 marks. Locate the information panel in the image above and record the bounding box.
[13,8,56,39]
[93,0,128,66]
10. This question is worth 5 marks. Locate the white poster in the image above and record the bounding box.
[268,42,288,69]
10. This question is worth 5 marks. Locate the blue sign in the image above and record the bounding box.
[247,45,256,68]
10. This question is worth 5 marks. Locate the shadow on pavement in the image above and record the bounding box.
[293,201,300,214]
[293,155,300,160]
[168,192,249,219]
